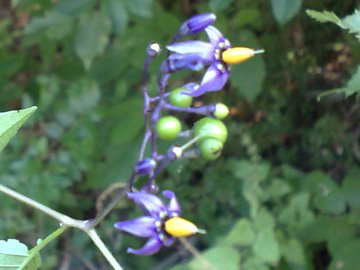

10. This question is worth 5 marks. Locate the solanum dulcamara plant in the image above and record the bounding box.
[0,13,263,269]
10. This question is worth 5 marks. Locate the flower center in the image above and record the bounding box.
[164,217,205,237]
[222,47,265,65]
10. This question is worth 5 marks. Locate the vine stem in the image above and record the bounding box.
[0,184,124,270]
[87,229,123,270]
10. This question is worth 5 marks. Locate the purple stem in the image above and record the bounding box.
[164,103,216,116]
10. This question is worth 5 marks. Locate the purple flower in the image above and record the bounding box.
[163,25,231,97]
[178,13,216,36]
[114,190,204,256]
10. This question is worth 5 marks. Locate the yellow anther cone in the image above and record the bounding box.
[222,47,264,65]
[165,217,206,237]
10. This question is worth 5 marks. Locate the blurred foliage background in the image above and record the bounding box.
[1,0,360,269]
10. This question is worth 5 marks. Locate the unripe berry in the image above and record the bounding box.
[156,116,182,140]
[193,117,227,143]
[198,138,223,160]
[214,103,229,119]
[169,88,193,108]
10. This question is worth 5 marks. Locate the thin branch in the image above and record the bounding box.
[87,229,123,270]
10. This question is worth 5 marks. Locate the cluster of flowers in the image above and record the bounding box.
[114,13,263,256]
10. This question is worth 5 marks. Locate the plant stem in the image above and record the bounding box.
[0,184,124,270]
[87,229,123,270]
[19,226,68,270]
[0,184,84,229]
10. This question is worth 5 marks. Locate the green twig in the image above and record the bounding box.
[19,226,68,270]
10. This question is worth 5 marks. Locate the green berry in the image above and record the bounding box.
[193,117,227,143]
[198,138,223,160]
[169,88,193,108]
[156,116,182,140]
[214,103,229,119]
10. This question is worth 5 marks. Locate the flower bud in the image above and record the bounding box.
[147,42,161,57]
[135,158,157,175]
[178,13,216,36]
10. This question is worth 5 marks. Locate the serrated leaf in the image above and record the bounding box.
[252,228,280,263]
[271,0,303,25]
[306,10,343,27]
[0,239,41,270]
[307,9,360,42]
[342,9,360,33]
[0,106,37,152]
[74,12,111,69]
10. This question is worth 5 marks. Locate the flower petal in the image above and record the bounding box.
[162,190,181,215]
[128,192,165,216]
[205,26,223,45]
[179,13,216,36]
[114,216,156,238]
[185,64,230,97]
[127,237,163,256]
[162,53,205,73]
[167,41,213,59]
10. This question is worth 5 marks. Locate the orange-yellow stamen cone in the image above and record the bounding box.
[222,47,264,65]
[164,217,206,237]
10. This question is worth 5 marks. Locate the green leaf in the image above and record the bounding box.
[341,167,360,209]
[0,239,41,270]
[267,178,292,198]
[253,208,275,231]
[252,228,280,263]
[24,11,73,40]
[209,0,234,12]
[300,215,354,244]
[74,12,111,69]
[220,218,255,246]
[281,239,306,268]
[230,30,265,101]
[188,246,240,270]
[53,0,96,16]
[307,9,360,41]
[329,240,360,270]
[343,10,360,34]
[230,159,270,183]
[318,65,360,98]
[270,0,303,25]
[279,192,314,229]
[0,106,37,152]
[110,98,144,145]
[306,10,343,27]
[124,0,152,18]
[104,0,128,34]
[303,171,346,214]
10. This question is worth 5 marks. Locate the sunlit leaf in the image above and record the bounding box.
[0,106,37,152]
[252,228,280,263]
[0,239,41,270]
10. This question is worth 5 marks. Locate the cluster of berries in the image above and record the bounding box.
[114,13,263,256]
